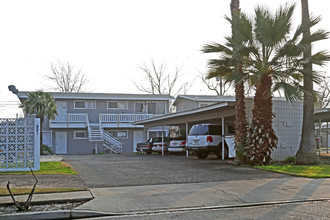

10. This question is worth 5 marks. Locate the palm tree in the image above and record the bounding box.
[227,4,329,165]
[295,0,319,164]
[230,0,248,159]
[20,91,57,149]
[202,0,249,162]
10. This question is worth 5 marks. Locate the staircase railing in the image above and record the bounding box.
[101,130,122,154]
[87,126,122,154]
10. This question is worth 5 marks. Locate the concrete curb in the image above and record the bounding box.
[1,198,329,220]
[0,210,115,220]
[119,198,330,216]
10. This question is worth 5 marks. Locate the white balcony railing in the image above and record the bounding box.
[49,113,160,128]
[49,114,88,128]
[100,114,157,123]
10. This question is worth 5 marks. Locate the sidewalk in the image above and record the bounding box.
[1,177,329,219]
[75,177,330,214]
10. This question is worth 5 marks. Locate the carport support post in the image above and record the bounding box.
[186,122,189,157]
[327,121,329,153]
[222,117,225,160]
[162,125,164,156]
[319,119,322,156]
[95,143,98,155]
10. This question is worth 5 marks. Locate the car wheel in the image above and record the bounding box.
[146,149,152,155]
[197,151,209,159]
[216,144,229,159]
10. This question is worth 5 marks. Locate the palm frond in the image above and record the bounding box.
[202,42,232,55]
[273,81,303,102]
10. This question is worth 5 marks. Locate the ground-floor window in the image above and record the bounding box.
[74,130,88,139]
[42,131,52,146]
[108,130,128,139]
[148,130,167,138]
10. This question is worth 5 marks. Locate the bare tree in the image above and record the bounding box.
[134,59,190,97]
[316,75,330,109]
[197,71,232,95]
[45,61,89,92]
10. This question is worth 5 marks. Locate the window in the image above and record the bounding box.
[147,103,156,114]
[148,131,167,138]
[42,131,52,146]
[107,101,128,109]
[74,131,88,139]
[156,102,165,114]
[108,130,128,139]
[147,102,166,114]
[74,100,96,109]
[135,102,144,113]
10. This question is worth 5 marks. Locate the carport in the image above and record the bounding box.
[315,108,330,153]
[133,102,236,159]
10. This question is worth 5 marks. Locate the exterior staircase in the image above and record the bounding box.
[88,125,122,154]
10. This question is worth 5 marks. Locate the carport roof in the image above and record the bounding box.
[315,108,330,122]
[133,101,236,128]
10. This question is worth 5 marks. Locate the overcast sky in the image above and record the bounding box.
[1,0,329,117]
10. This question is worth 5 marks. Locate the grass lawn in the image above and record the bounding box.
[0,162,81,196]
[256,164,330,178]
[0,162,78,175]
[0,188,86,196]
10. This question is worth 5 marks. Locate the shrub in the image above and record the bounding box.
[284,156,296,164]
[41,144,53,155]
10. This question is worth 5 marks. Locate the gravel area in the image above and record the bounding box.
[0,201,86,214]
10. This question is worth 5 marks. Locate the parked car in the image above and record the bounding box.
[186,123,230,159]
[136,138,153,154]
[151,137,173,154]
[168,136,186,153]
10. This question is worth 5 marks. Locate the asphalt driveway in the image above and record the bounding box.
[64,154,288,188]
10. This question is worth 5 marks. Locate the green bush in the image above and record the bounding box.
[41,144,53,155]
[284,156,296,164]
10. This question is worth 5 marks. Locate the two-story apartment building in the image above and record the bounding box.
[17,92,172,155]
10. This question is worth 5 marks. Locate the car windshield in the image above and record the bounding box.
[151,137,167,142]
[189,125,208,135]
[173,136,186,140]
[189,125,222,135]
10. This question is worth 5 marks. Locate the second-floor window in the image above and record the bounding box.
[74,100,96,109]
[107,101,128,109]
[147,102,165,114]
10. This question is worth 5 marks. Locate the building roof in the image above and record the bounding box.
[133,101,236,127]
[173,95,235,106]
[16,91,174,101]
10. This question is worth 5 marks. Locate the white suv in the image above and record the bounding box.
[187,124,230,159]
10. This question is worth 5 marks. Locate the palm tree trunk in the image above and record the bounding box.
[246,74,278,165]
[296,0,319,164]
[230,0,248,159]
[235,76,247,154]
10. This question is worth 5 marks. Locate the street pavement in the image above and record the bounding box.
[1,154,330,219]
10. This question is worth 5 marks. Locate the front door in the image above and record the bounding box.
[133,130,144,152]
[55,132,67,154]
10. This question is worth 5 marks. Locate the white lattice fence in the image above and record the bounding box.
[0,118,40,172]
